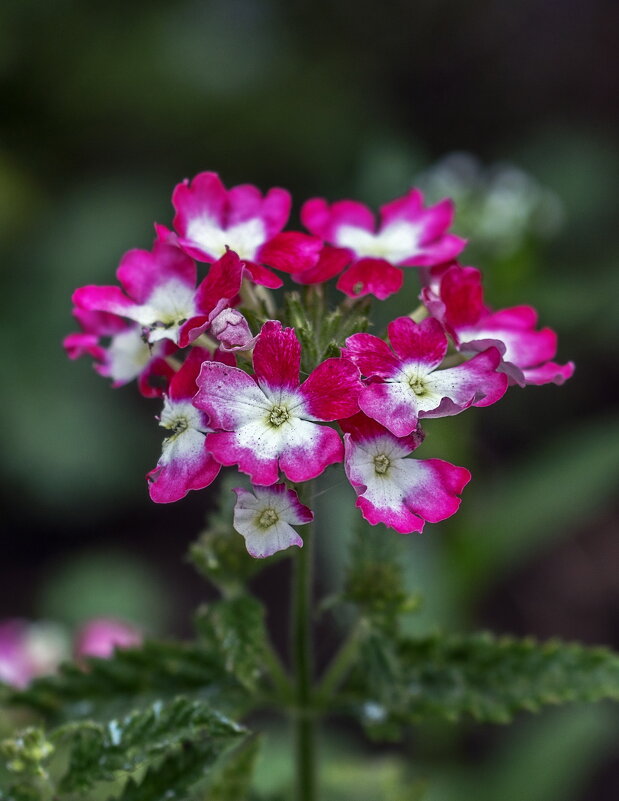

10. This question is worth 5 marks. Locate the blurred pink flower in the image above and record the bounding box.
[75,618,143,660]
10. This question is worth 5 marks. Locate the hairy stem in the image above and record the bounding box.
[292,483,317,801]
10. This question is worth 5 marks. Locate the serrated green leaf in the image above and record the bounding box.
[5,640,247,722]
[206,735,260,801]
[196,598,268,692]
[112,740,218,801]
[345,632,619,735]
[55,697,245,792]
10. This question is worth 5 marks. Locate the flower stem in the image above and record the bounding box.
[292,484,317,801]
[316,619,366,705]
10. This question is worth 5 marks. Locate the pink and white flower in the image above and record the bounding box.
[301,190,466,299]
[63,308,176,397]
[0,620,70,688]
[422,263,575,386]
[232,483,312,558]
[72,242,244,348]
[171,171,322,289]
[342,317,508,437]
[194,320,363,485]
[147,347,229,503]
[341,413,471,534]
[75,618,142,660]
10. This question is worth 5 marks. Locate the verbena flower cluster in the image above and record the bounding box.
[65,172,574,558]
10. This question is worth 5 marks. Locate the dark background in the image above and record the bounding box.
[1,1,618,798]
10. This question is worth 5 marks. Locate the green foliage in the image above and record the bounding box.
[283,290,369,372]
[189,474,269,591]
[207,736,261,801]
[196,598,268,692]
[114,739,221,801]
[345,632,619,738]
[344,523,421,627]
[4,640,247,721]
[55,697,244,793]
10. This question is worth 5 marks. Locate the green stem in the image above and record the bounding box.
[316,619,366,705]
[292,483,317,801]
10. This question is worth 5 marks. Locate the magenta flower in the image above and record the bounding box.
[171,171,322,289]
[301,189,466,299]
[73,241,244,348]
[147,348,232,503]
[194,320,363,485]
[341,413,470,534]
[233,483,313,558]
[422,263,575,386]
[64,308,176,397]
[75,618,142,660]
[342,317,508,437]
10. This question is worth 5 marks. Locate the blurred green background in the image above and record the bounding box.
[1,0,618,798]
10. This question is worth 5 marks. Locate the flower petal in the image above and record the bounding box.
[252,321,301,392]
[342,333,401,379]
[300,358,362,421]
[257,231,323,274]
[387,317,448,371]
[336,258,403,300]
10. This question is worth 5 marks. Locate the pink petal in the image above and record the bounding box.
[439,264,485,329]
[302,198,375,239]
[72,285,136,317]
[387,317,448,371]
[228,185,291,237]
[168,347,212,401]
[117,241,196,303]
[63,333,105,362]
[252,321,301,391]
[257,231,323,274]
[292,245,351,285]
[206,431,281,485]
[378,189,424,227]
[278,424,344,482]
[399,234,467,267]
[172,171,227,238]
[148,439,221,503]
[72,307,129,336]
[341,333,401,379]
[423,347,508,415]
[399,459,471,523]
[417,198,456,243]
[194,362,267,430]
[339,411,424,452]
[300,358,362,421]
[357,381,421,437]
[522,361,575,386]
[194,249,244,318]
[336,258,404,299]
[243,260,284,289]
[356,496,426,534]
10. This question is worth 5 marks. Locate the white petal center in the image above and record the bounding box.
[335,221,420,262]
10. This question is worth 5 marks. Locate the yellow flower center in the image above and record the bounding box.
[257,508,279,529]
[374,453,391,475]
[268,405,290,427]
